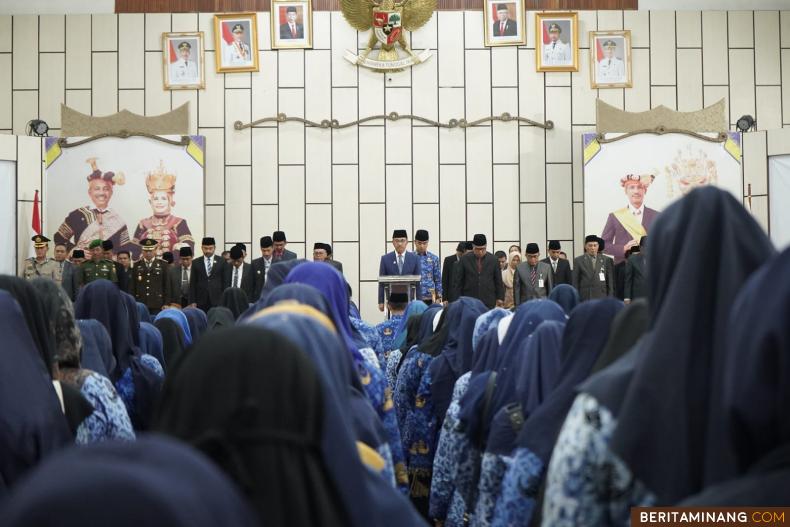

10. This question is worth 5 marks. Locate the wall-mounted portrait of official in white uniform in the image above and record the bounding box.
[590,30,632,89]
[162,32,205,90]
[213,13,260,73]
[535,12,578,72]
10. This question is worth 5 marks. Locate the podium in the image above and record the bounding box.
[378,275,421,319]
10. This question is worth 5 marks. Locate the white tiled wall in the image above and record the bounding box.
[3,10,788,320]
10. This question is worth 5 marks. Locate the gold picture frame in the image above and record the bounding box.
[271,0,314,50]
[589,30,632,89]
[535,11,579,72]
[483,0,526,47]
[213,12,260,73]
[162,32,206,90]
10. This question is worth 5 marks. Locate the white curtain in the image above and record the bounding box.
[0,161,16,274]
[768,155,790,250]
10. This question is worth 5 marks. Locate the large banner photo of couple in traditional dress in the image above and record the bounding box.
[45,135,205,262]
[583,131,743,264]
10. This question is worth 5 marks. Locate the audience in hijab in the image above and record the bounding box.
[3,186,786,525]
[1,436,260,527]
[30,277,135,444]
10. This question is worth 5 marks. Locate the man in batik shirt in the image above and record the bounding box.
[414,229,442,305]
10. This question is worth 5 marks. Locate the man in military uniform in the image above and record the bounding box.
[375,292,408,361]
[223,23,252,66]
[22,235,58,281]
[130,239,170,315]
[543,22,571,66]
[596,39,625,83]
[414,229,442,305]
[169,41,199,84]
[78,239,118,286]
[54,158,133,255]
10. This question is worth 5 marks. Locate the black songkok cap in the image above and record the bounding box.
[202,237,216,246]
[456,242,466,252]
[548,240,561,250]
[597,237,606,251]
[389,292,408,303]
[235,243,247,252]
[179,246,193,258]
[392,229,408,239]
[272,231,287,242]
[72,250,85,258]
[415,229,429,242]
[162,252,174,264]
[526,243,539,254]
[101,240,114,251]
[260,236,273,248]
[473,234,487,247]
[464,241,474,251]
[230,246,243,260]
[584,234,599,244]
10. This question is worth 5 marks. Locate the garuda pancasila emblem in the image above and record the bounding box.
[341,0,436,72]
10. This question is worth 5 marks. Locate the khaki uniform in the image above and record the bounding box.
[22,258,58,281]
[79,259,118,285]
[130,258,170,314]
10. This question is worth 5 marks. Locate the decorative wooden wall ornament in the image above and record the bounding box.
[60,104,191,137]
[595,99,729,136]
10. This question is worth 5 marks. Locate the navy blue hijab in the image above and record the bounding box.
[588,187,774,504]
[139,322,166,371]
[548,284,580,315]
[207,307,235,330]
[183,307,208,339]
[487,319,565,455]
[153,318,185,370]
[76,319,115,378]
[121,292,142,347]
[238,259,308,320]
[702,246,790,487]
[428,297,488,421]
[155,309,193,346]
[392,301,429,350]
[1,435,259,527]
[516,298,623,462]
[136,302,151,323]
[0,291,71,495]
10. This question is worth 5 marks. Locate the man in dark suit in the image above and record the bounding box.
[280,5,304,39]
[378,229,420,312]
[251,236,274,301]
[492,4,517,37]
[129,239,170,315]
[167,246,193,307]
[102,240,129,292]
[272,231,297,262]
[326,243,343,274]
[451,234,504,309]
[313,242,343,273]
[542,240,572,286]
[624,236,648,304]
[442,241,471,303]
[223,245,255,300]
[189,236,225,312]
[53,243,79,300]
[601,174,660,264]
[573,235,614,301]
[514,242,553,304]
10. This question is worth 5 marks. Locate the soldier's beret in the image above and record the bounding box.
[89,239,103,249]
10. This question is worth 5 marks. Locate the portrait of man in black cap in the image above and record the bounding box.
[280,5,304,39]
[492,3,517,37]
[377,229,420,312]
[451,234,504,309]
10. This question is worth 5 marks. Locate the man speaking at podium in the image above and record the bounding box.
[378,229,419,312]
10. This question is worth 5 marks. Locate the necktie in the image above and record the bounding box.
[291,23,296,37]
[500,22,504,36]
[552,42,556,49]
[397,254,403,274]
[233,267,239,288]
[207,257,212,275]
[181,268,189,295]
[530,266,537,287]
[552,260,557,273]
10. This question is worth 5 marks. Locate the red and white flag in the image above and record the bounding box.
[30,189,41,257]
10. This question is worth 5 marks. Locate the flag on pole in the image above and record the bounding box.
[221,21,234,45]
[169,40,178,63]
[542,22,549,44]
[30,190,41,257]
[596,38,604,61]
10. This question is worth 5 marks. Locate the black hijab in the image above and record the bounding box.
[183,306,208,339]
[155,327,350,527]
[590,298,649,374]
[29,277,82,369]
[76,319,116,378]
[0,275,57,376]
[207,306,235,330]
[154,318,186,368]
[221,287,250,319]
[399,313,424,355]
[589,186,775,504]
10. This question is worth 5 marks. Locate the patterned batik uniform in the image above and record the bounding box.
[417,251,443,301]
[376,314,403,365]
[55,207,132,254]
[132,215,195,259]
[60,369,135,444]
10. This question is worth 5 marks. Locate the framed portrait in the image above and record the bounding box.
[590,30,632,88]
[162,32,205,90]
[483,0,525,47]
[535,12,579,72]
[213,13,260,73]
[271,0,313,49]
